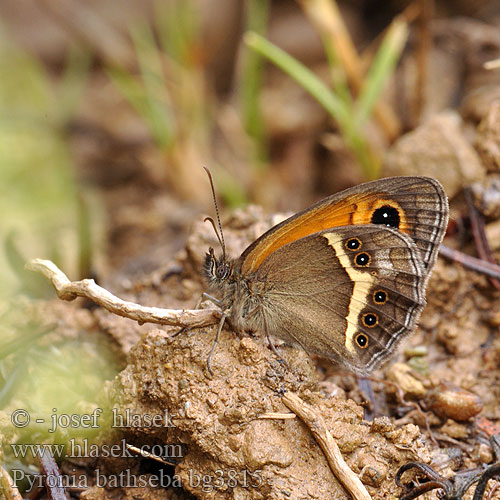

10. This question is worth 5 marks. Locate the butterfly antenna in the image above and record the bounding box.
[203,166,226,259]
[204,216,225,253]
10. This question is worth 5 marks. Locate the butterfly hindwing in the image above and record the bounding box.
[255,225,426,373]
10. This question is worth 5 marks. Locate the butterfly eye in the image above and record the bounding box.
[355,252,371,267]
[216,263,230,280]
[345,238,361,251]
[371,205,400,228]
[355,333,368,349]
[373,290,388,304]
[362,313,378,328]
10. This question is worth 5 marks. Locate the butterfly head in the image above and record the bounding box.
[204,247,231,286]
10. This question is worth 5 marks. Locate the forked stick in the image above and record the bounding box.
[25,259,220,329]
[1,466,23,500]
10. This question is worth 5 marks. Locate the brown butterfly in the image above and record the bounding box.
[203,175,449,375]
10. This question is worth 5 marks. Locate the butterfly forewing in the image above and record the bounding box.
[240,177,448,284]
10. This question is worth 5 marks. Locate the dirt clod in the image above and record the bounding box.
[383,111,486,197]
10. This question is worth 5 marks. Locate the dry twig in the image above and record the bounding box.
[465,188,500,290]
[413,0,433,125]
[484,58,500,70]
[25,259,220,329]
[35,453,69,500]
[1,466,23,500]
[257,412,296,420]
[126,444,177,466]
[282,391,372,500]
[439,245,500,281]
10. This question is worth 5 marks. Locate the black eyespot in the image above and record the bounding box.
[355,252,370,266]
[362,313,378,328]
[345,238,361,251]
[373,290,387,304]
[355,333,368,349]
[371,205,400,228]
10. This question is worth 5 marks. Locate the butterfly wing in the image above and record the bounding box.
[240,177,448,285]
[255,225,427,374]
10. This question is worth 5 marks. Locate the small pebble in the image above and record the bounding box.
[407,356,430,376]
[426,383,483,421]
[440,419,469,439]
[404,345,428,357]
[359,465,386,487]
[478,443,494,464]
[386,362,427,399]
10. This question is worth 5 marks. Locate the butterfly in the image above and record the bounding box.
[203,175,449,375]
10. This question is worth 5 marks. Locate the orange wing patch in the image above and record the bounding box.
[241,194,409,274]
[352,198,409,232]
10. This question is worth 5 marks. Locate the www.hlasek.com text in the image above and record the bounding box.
[10,439,183,460]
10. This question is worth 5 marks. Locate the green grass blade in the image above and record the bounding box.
[58,47,92,124]
[245,30,380,179]
[355,19,408,127]
[107,66,173,149]
[244,31,351,131]
[130,24,175,148]
[241,0,270,166]
[156,0,199,65]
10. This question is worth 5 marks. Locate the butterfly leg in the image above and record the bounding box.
[170,327,186,338]
[266,334,288,367]
[206,312,228,376]
[171,293,223,338]
[195,292,223,309]
[262,316,288,368]
[357,376,378,420]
